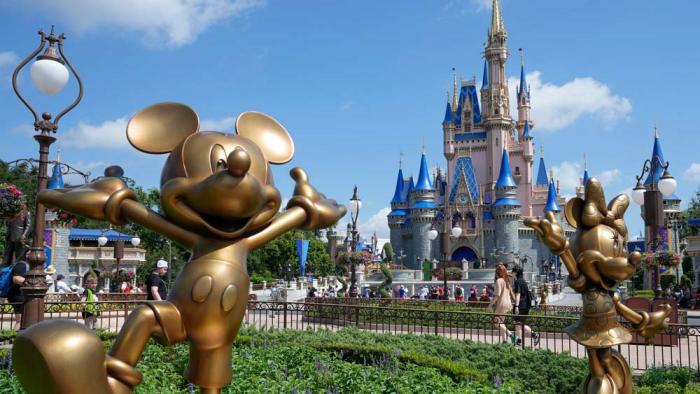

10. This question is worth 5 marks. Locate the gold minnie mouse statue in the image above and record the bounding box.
[525,178,671,394]
[11,102,346,394]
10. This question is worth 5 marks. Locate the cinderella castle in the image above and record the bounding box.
[387,0,569,271]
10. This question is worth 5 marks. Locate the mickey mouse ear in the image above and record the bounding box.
[236,111,294,164]
[127,102,199,154]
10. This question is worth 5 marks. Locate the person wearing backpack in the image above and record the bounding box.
[512,265,540,346]
[5,258,28,330]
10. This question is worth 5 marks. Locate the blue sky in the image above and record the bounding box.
[0,0,698,239]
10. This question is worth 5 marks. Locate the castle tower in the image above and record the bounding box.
[575,155,590,199]
[483,0,514,189]
[493,148,520,265]
[516,57,533,142]
[408,152,438,268]
[388,165,408,259]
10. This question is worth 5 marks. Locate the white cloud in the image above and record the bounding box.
[469,0,492,11]
[550,161,620,197]
[339,101,353,112]
[597,169,621,187]
[0,51,18,66]
[63,117,129,149]
[19,0,266,48]
[684,163,700,182]
[337,207,391,240]
[201,116,236,132]
[62,114,241,149]
[550,161,582,197]
[508,71,632,131]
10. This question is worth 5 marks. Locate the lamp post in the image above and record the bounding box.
[12,26,83,328]
[286,261,292,289]
[428,211,462,300]
[631,155,677,291]
[348,186,362,297]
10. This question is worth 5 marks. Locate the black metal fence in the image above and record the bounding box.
[0,299,697,372]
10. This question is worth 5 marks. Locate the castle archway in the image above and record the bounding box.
[450,246,478,263]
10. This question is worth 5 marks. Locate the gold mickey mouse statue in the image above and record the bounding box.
[525,178,672,394]
[11,102,346,394]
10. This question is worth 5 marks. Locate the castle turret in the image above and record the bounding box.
[516,58,532,140]
[408,152,437,268]
[535,149,549,188]
[388,165,409,257]
[493,148,520,265]
[544,178,560,214]
[483,0,513,189]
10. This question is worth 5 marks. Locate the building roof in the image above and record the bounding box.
[544,181,560,213]
[389,209,408,216]
[535,157,548,186]
[455,132,487,141]
[405,176,415,195]
[449,156,480,203]
[490,0,505,37]
[452,84,482,126]
[414,153,434,190]
[493,197,520,206]
[583,168,590,187]
[483,210,494,221]
[391,168,405,203]
[522,121,532,139]
[442,101,452,125]
[47,163,64,190]
[411,201,437,209]
[644,133,665,186]
[70,228,136,242]
[495,149,516,188]
[481,60,488,90]
[517,63,528,99]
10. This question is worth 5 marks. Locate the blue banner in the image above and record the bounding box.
[296,239,309,276]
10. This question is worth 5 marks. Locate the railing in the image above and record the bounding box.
[0,300,696,372]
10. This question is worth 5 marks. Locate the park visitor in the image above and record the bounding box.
[146,259,168,301]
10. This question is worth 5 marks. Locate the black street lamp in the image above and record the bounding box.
[631,153,677,291]
[347,186,362,297]
[286,261,292,289]
[12,26,83,328]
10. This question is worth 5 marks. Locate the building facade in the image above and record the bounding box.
[387,0,570,271]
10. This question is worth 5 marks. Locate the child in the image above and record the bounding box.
[81,275,100,329]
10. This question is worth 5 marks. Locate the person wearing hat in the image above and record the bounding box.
[146,259,168,301]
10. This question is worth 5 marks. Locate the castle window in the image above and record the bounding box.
[514,166,520,175]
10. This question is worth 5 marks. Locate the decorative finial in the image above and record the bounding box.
[399,151,404,169]
[583,153,587,170]
[654,123,659,138]
[452,67,458,109]
[549,169,554,181]
[540,145,544,158]
[422,138,426,154]
[56,148,61,164]
[519,47,524,66]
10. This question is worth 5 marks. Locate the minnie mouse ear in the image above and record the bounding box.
[235,112,294,164]
[127,102,199,154]
[565,198,584,228]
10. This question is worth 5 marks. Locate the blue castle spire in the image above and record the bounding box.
[644,129,666,186]
[535,155,548,186]
[522,121,532,139]
[495,149,516,188]
[481,60,488,90]
[391,168,405,203]
[517,62,527,99]
[442,101,452,124]
[47,162,64,189]
[414,152,434,190]
[406,176,415,194]
[544,180,560,213]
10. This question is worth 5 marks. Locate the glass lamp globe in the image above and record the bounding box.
[451,226,462,238]
[658,171,677,196]
[631,184,646,206]
[30,58,69,96]
[97,235,108,247]
[130,236,141,247]
[349,199,362,216]
[427,229,438,240]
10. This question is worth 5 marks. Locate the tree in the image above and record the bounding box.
[379,263,392,298]
[382,243,393,263]
[679,188,700,239]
